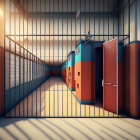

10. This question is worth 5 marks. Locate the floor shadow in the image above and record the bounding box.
[113,123,140,140]
[100,130,117,140]
[91,120,128,140]
[27,119,53,140]
[36,119,65,140]
[61,119,93,140]
[119,119,140,128]
[75,119,104,140]
[45,119,74,140]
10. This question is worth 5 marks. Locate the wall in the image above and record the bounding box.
[119,0,140,43]
[5,0,120,65]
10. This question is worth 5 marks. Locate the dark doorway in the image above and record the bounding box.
[95,46,103,106]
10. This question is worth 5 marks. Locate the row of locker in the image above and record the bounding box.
[60,39,140,118]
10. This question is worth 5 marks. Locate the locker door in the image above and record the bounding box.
[103,38,118,114]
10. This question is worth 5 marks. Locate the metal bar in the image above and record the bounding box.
[67,0,68,117]
[62,0,64,117]
[36,0,37,117]
[5,34,130,37]
[94,0,95,117]
[89,0,91,117]
[40,0,41,117]
[53,0,55,117]
[128,0,130,43]
[108,0,110,41]
[49,0,50,117]
[27,0,29,117]
[84,0,86,117]
[9,0,11,117]
[14,0,16,117]
[19,0,21,116]
[135,0,137,40]
[99,0,100,117]
[103,0,104,117]
[5,36,46,64]
[71,0,72,117]
[75,0,77,117]
[44,0,46,117]
[80,0,81,117]
[57,0,59,117]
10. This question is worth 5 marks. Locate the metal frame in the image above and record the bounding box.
[4,0,131,118]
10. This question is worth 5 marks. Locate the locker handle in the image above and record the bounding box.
[113,85,117,87]
[104,83,112,85]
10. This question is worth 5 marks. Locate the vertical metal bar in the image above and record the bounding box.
[103,0,104,41]
[4,0,6,117]
[23,0,25,117]
[135,0,137,40]
[99,0,100,117]
[36,0,37,117]
[89,0,91,117]
[40,0,41,117]
[75,0,77,117]
[27,0,29,117]
[32,0,33,117]
[67,0,68,117]
[128,0,130,43]
[80,0,81,117]
[108,0,109,117]
[62,0,63,117]
[49,0,50,117]
[84,0,86,117]
[14,0,16,117]
[57,0,59,117]
[44,0,46,117]
[71,0,72,117]
[53,0,55,117]
[19,0,21,117]
[103,0,104,117]
[9,0,11,117]
[94,0,95,117]
[123,0,124,42]
[113,0,114,39]
[112,0,114,117]
[94,0,95,41]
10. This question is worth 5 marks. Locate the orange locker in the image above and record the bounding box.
[67,51,75,91]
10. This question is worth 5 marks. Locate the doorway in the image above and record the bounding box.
[94,46,103,107]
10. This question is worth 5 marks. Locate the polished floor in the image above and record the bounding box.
[7,77,122,117]
[0,118,140,140]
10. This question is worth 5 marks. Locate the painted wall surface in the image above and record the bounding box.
[136,0,140,40]
[0,0,4,48]
[119,0,140,43]
[4,0,120,65]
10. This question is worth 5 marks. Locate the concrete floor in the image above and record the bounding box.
[0,118,140,140]
[7,77,122,117]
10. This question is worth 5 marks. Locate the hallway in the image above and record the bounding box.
[7,77,122,118]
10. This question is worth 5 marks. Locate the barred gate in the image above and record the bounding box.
[4,0,130,118]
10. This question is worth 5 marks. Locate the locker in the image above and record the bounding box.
[75,40,103,104]
[124,41,140,118]
[67,51,75,91]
